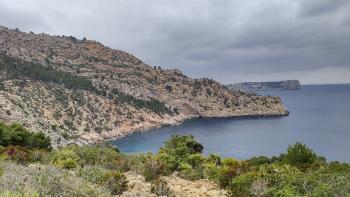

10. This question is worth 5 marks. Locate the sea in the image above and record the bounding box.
[111,84,350,162]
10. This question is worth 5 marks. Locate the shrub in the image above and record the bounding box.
[178,162,203,180]
[228,172,264,197]
[0,145,4,154]
[178,154,205,180]
[203,155,221,181]
[0,122,51,150]
[79,166,128,194]
[141,154,165,181]
[3,146,31,164]
[204,162,220,180]
[51,149,79,169]
[248,156,270,166]
[157,152,178,173]
[0,190,39,197]
[185,153,205,169]
[79,165,108,183]
[0,162,110,197]
[328,161,350,173]
[160,135,203,156]
[283,142,318,167]
[67,145,126,170]
[158,135,203,169]
[151,178,171,196]
[253,163,350,196]
[206,154,221,165]
[100,171,128,195]
[29,149,49,163]
[218,158,244,188]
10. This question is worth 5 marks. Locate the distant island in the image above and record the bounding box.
[227,80,301,91]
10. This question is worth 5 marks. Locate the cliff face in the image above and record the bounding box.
[227,80,301,91]
[0,26,287,147]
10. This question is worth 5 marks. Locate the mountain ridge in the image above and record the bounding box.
[0,25,287,148]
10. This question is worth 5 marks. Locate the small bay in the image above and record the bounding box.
[111,84,350,162]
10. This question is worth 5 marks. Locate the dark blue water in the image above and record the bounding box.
[111,84,350,162]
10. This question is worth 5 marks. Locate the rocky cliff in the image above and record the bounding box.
[0,25,287,147]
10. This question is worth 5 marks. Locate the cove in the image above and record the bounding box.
[111,84,350,162]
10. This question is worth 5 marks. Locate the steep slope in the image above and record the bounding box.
[0,26,287,147]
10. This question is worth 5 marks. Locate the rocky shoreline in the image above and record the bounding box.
[82,111,289,146]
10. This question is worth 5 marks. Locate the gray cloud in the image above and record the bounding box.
[0,0,349,84]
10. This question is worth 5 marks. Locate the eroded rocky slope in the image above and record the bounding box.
[0,25,287,147]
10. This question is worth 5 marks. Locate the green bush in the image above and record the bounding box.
[158,135,203,171]
[3,146,31,164]
[228,172,264,197]
[0,122,51,150]
[178,153,205,180]
[100,171,128,195]
[0,190,39,197]
[178,162,203,180]
[185,153,205,169]
[206,154,221,165]
[29,149,49,163]
[1,133,350,196]
[0,161,110,196]
[157,152,178,173]
[0,145,5,154]
[218,158,246,188]
[51,149,79,169]
[248,156,270,166]
[160,135,203,156]
[79,165,108,183]
[141,154,165,181]
[203,154,221,181]
[79,166,128,194]
[67,145,123,170]
[151,178,171,196]
[283,142,318,167]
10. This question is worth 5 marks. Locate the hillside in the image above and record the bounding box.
[227,80,301,91]
[0,25,287,147]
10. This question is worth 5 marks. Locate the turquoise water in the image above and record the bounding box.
[111,84,350,162]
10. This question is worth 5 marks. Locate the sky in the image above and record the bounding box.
[0,0,349,84]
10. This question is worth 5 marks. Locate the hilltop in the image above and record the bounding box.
[0,26,287,147]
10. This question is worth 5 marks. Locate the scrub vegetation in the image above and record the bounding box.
[0,122,349,196]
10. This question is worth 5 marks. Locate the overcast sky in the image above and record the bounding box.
[1,0,349,84]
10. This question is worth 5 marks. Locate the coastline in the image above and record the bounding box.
[94,111,289,146]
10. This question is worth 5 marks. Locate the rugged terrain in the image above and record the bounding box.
[0,25,287,147]
[227,80,301,91]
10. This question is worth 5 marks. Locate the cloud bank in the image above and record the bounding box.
[0,0,349,84]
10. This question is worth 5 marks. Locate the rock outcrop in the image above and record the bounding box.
[0,25,287,147]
